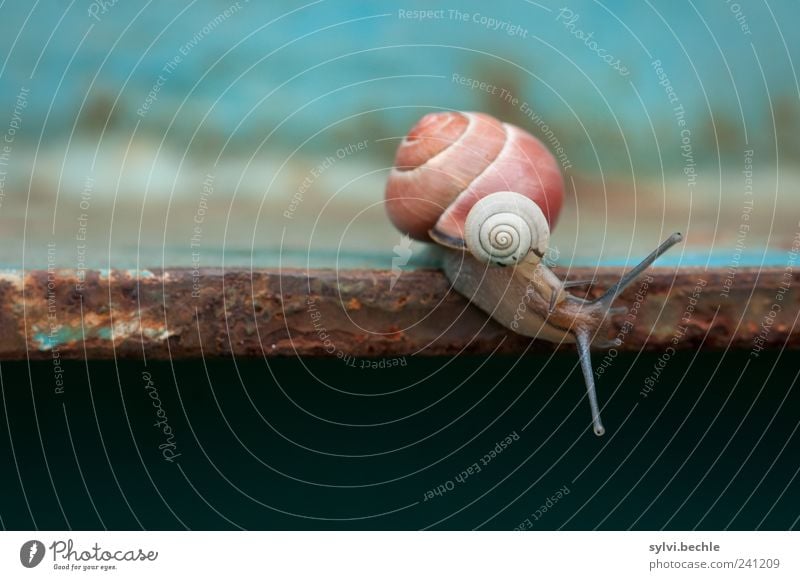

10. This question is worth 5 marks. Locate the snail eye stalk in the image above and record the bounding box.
[576,330,605,436]
[592,232,683,310]
[568,232,683,436]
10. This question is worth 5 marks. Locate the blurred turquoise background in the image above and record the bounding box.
[0,0,798,267]
[2,0,798,165]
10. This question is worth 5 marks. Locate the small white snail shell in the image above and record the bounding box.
[464,191,550,266]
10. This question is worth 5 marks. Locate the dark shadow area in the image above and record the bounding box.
[0,349,797,530]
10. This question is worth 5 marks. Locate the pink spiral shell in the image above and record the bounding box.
[385,111,564,244]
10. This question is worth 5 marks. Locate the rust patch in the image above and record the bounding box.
[0,267,796,360]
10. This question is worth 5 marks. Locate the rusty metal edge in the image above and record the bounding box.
[0,267,796,360]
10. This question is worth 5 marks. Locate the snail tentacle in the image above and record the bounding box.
[591,232,683,308]
[548,278,598,313]
[544,232,683,435]
[576,330,606,436]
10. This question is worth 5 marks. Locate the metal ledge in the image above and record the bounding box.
[0,267,796,360]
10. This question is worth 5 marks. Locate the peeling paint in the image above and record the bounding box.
[32,325,84,351]
[0,267,797,360]
[0,270,24,291]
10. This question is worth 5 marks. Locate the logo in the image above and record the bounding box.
[390,234,414,290]
[20,540,45,568]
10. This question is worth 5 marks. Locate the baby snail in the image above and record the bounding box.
[385,111,682,436]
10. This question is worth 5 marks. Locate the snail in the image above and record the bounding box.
[385,111,682,436]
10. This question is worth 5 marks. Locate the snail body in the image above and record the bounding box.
[385,111,682,436]
[440,250,569,343]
